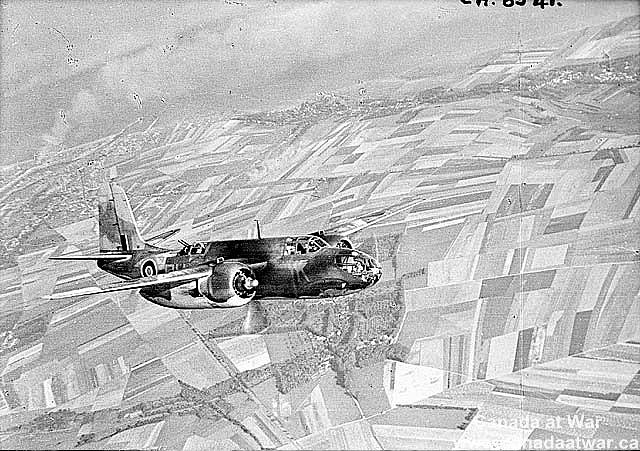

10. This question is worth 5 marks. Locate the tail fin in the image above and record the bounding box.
[99,182,147,252]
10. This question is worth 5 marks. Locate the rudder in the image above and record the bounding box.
[99,183,147,252]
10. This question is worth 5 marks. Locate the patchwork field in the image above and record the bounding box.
[0,14,638,451]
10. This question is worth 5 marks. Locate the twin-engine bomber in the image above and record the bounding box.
[49,183,382,309]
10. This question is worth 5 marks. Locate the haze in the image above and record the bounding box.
[1,0,637,164]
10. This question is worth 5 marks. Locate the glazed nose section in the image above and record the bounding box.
[334,249,382,288]
[367,256,382,287]
[355,250,382,287]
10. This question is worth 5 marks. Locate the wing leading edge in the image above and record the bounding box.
[49,254,132,261]
[48,266,211,300]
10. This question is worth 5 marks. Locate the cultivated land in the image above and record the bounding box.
[0,15,638,450]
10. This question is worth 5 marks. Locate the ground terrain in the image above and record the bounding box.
[0,14,638,450]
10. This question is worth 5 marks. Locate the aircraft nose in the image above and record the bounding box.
[335,248,382,289]
[361,253,382,287]
[369,259,382,286]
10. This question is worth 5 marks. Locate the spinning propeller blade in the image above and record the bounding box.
[242,300,270,334]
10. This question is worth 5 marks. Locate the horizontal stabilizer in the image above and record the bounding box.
[48,266,211,300]
[49,254,132,261]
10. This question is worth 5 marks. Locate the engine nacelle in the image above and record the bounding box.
[197,263,258,307]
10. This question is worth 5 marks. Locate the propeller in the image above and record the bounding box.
[241,300,270,334]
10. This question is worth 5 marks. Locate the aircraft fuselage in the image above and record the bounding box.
[98,234,382,301]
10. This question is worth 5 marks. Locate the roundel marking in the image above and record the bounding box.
[141,260,157,277]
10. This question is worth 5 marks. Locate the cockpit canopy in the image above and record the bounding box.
[178,241,207,256]
[284,235,329,256]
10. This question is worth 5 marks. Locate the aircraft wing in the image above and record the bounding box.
[49,253,132,261]
[325,197,431,236]
[144,228,181,244]
[48,266,211,300]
